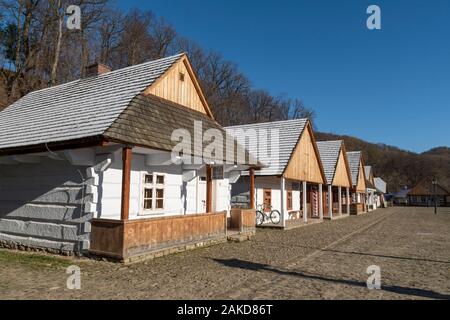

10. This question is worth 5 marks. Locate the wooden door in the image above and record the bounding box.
[263,189,271,212]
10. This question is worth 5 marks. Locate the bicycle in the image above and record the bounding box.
[255,204,281,225]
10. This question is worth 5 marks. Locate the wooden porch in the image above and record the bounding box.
[90,209,256,263]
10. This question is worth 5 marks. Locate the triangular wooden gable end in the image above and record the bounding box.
[332,146,352,188]
[283,121,326,184]
[144,54,214,119]
[356,157,367,192]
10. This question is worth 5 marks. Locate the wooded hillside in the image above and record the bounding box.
[0,0,313,124]
[0,1,447,193]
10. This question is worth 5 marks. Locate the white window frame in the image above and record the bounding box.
[140,172,166,216]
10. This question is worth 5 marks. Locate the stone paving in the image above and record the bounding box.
[0,207,449,300]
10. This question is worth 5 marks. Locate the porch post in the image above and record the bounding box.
[328,184,333,219]
[303,181,308,223]
[346,187,350,214]
[206,165,213,213]
[318,183,323,220]
[120,147,132,221]
[249,168,255,210]
[280,177,286,228]
[338,186,342,215]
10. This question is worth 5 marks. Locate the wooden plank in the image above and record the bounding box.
[332,149,352,187]
[144,56,214,118]
[249,168,255,209]
[283,123,325,184]
[120,147,132,220]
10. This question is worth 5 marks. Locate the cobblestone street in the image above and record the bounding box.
[1,207,449,300]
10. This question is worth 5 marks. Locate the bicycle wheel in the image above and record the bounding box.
[255,211,264,226]
[270,210,281,224]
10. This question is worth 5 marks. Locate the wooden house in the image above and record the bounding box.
[226,119,326,228]
[408,178,450,207]
[364,166,378,211]
[374,177,387,208]
[346,151,367,214]
[0,54,259,262]
[316,140,353,219]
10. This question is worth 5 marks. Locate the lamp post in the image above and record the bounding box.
[432,179,438,215]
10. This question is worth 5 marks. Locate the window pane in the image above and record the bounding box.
[156,199,164,209]
[156,175,164,184]
[144,199,152,209]
[144,188,153,199]
[212,166,223,180]
[156,189,164,198]
[145,174,153,184]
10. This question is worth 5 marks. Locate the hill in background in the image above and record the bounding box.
[315,132,450,193]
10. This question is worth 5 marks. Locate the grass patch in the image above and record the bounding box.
[0,249,73,269]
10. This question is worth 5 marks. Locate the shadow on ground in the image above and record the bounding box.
[250,241,450,265]
[213,258,450,300]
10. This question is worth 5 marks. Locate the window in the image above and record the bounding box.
[212,166,224,180]
[142,173,165,213]
[287,190,293,211]
[179,72,185,82]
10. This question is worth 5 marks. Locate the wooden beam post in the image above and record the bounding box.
[120,147,132,221]
[338,186,342,215]
[280,177,286,228]
[346,187,350,214]
[206,165,213,213]
[328,184,333,219]
[318,183,323,220]
[249,168,255,210]
[303,181,308,223]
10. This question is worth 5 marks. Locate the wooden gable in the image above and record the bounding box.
[144,54,214,118]
[332,148,352,188]
[356,160,367,192]
[283,122,325,184]
[367,168,375,185]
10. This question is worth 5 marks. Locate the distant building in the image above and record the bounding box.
[408,178,450,207]
[374,177,387,208]
[393,188,411,206]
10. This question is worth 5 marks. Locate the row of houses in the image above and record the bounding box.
[226,121,387,229]
[0,53,387,263]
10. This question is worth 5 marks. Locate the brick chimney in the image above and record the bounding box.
[84,62,112,77]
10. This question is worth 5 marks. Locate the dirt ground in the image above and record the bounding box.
[1,206,449,300]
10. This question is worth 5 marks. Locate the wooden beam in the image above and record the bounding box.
[318,183,323,219]
[120,147,132,221]
[0,136,106,156]
[303,181,308,223]
[206,165,213,213]
[328,184,333,219]
[249,168,255,210]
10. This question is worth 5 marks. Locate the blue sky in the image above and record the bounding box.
[117,0,449,153]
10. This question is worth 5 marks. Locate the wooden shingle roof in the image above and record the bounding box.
[104,94,259,165]
[0,54,184,151]
[225,119,309,176]
[347,151,363,187]
[316,140,342,185]
[408,178,450,196]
